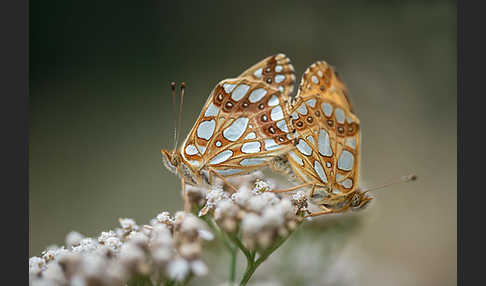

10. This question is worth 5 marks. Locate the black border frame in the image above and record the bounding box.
[458,0,484,284]
[457,0,462,284]
[1,0,29,283]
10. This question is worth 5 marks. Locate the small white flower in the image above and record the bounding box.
[70,275,86,286]
[119,218,137,230]
[231,186,252,206]
[149,218,158,226]
[98,230,116,244]
[253,179,270,193]
[262,206,285,227]
[65,231,84,248]
[247,196,268,213]
[42,262,66,284]
[259,192,279,206]
[292,190,306,201]
[30,278,56,286]
[257,230,274,248]
[191,260,208,276]
[118,243,145,270]
[156,211,174,225]
[72,238,99,254]
[151,225,173,248]
[167,258,190,281]
[200,185,231,216]
[291,190,308,212]
[214,199,238,219]
[179,242,202,258]
[152,247,173,264]
[206,185,228,203]
[180,214,205,234]
[198,229,214,241]
[241,213,264,234]
[41,246,69,263]
[127,231,149,246]
[80,254,106,279]
[104,260,127,284]
[104,237,122,251]
[174,211,186,223]
[56,252,80,276]
[279,198,294,215]
[114,228,125,237]
[29,256,46,275]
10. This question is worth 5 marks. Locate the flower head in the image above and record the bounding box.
[29,211,212,285]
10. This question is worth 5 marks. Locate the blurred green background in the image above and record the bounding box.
[30,1,456,285]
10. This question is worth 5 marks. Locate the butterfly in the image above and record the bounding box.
[268,60,374,217]
[161,54,297,211]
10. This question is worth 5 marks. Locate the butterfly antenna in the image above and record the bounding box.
[170,82,178,150]
[361,174,417,193]
[175,82,185,148]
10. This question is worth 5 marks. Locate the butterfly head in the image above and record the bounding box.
[349,190,373,210]
[161,149,201,185]
[161,149,180,175]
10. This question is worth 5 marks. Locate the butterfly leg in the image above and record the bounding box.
[207,168,239,193]
[304,205,349,217]
[270,182,314,193]
[309,184,317,197]
[303,209,334,217]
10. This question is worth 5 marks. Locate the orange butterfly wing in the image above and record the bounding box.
[239,53,296,98]
[297,60,353,112]
[180,55,296,177]
[287,60,360,196]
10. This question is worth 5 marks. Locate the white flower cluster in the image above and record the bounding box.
[29,212,213,286]
[200,173,308,250]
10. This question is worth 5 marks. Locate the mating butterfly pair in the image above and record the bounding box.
[162,54,370,217]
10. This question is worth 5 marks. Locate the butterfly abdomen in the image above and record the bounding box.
[269,155,299,183]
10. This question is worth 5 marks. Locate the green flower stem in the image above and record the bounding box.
[181,273,194,286]
[201,216,238,283]
[229,245,238,283]
[202,216,234,252]
[127,275,155,286]
[239,233,293,286]
[228,233,253,262]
